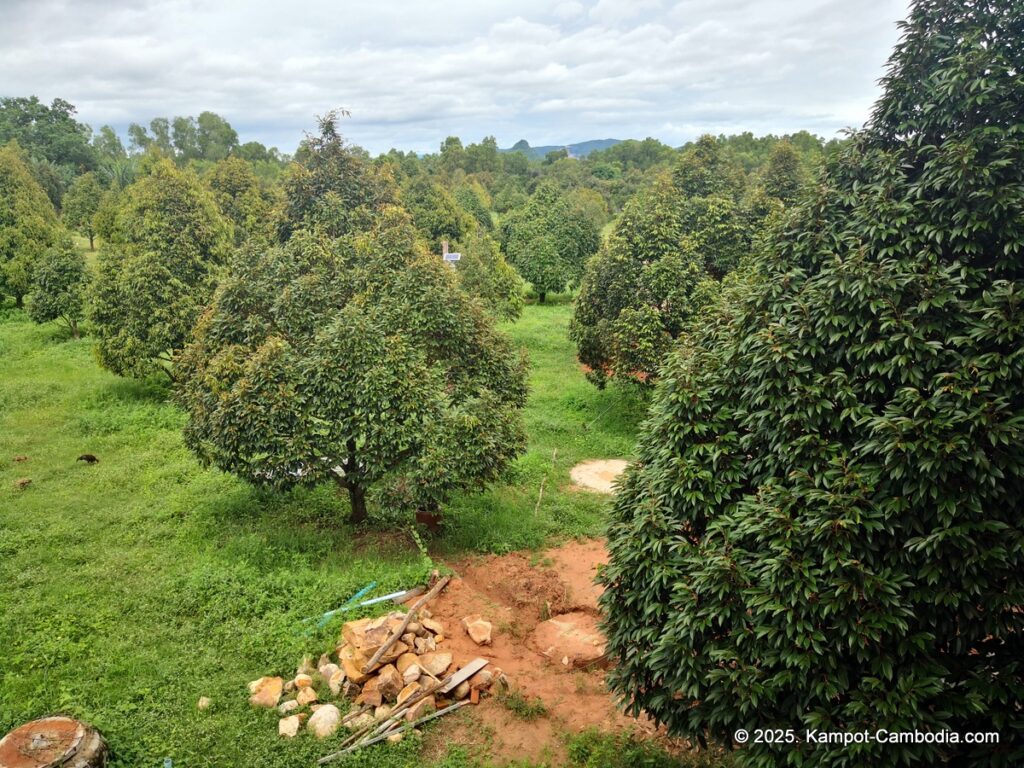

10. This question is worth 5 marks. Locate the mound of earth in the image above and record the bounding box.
[569,460,628,493]
[422,539,664,765]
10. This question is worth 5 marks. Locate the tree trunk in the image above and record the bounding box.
[88,233,94,250]
[14,293,23,309]
[538,291,547,304]
[70,319,79,339]
[348,483,367,524]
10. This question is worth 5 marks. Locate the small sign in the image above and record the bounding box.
[443,252,461,262]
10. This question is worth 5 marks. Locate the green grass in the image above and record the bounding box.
[497,688,548,721]
[0,302,657,767]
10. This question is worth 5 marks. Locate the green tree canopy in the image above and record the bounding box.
[62,171,104,249]
[570,155,759,389]
[402,175,471,248]
[500,181,599,302]
[602,2,1024,765]
[0,141,62,307]
[0,97,95,175]
[90,158,232,378]
[450,229,524,321]
[176,207,528,524]
[281,111,394,240]
[205,156,274,246]
[761,140,804,204]
[28,240,87,338]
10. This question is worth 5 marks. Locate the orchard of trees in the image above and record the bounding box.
[2,0,1021,761]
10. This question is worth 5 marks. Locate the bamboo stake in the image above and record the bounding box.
[318,701,471,763]
[360,575,451,673]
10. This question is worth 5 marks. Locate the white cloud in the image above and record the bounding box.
[0,0,910,154]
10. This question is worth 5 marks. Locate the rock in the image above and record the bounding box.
[396,682,421,706]
[396,652,420,674]
[402,664,421,684]
[420,607,432,619]
[407,621,424,636]
[279,715,301,738]
[328,668,346,696]
[295,673,313,689]
[405,695,436,721]
[319,662,340,682]
[342,616,394,655]
[355,688,382,708]
[278,699,299,715]
[307,704,342,738]
[387,732,404,743]
[461,615,493,646]
[376,664,404,701]
[318,653,332,670]
[197,696,211,711]
[296,686,318,706]
[435,634,445,644]
[338,644,373,684]
[374,705,392,721]
[421,617,445,635]
[469,669,494,690]
[401,632,417,647]
[248,676,283,708]
[529,611,608,668]
[347,712,375,730]
[283,680,296,693]
[453,681,471,700]
[379,640,410,664]
[417,652,452,677]
[297,655,316,677]
[414,636,436,654]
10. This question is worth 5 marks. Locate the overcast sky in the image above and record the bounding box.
[1,0,910,155]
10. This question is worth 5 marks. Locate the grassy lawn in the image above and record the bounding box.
[0,301,648,767]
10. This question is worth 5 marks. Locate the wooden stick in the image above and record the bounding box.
[368,672,453,737]
[318,701,471,763]
[360,575,451,673]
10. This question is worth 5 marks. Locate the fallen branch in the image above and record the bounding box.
[318,700,471,763]
[361,575,451,673]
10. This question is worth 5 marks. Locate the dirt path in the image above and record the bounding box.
[422,539,661,765]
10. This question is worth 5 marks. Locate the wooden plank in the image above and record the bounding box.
[438,658,489,694]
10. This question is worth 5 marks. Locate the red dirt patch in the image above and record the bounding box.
[421,538,662,765]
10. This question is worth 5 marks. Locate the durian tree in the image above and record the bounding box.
[601,1,1024,766]
[0,141,61,307]
[500,181,599,302]
[176,210,528,524]
[89,157,232,378]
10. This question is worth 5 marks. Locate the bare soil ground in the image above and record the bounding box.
[422,538,663,765]
[569,460,629,493]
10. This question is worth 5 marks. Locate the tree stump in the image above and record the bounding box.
[0,717,107,768]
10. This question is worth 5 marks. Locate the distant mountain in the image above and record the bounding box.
[500,138,623,160]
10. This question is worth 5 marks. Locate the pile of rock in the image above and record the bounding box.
[247,607,500,744]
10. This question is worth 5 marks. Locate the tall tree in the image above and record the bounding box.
[196,111,239,161]
[602,2,1024,766]
[0,97,95,173]
[90,158,231,378]
[0,142,61,307]
[176,207,528,524]
[62,172,103,249]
